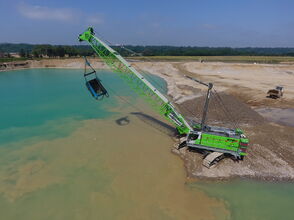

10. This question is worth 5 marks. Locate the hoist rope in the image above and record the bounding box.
[212,89,239,129]
[92,31,239,129]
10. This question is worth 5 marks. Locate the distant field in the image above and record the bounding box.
[0,57,27,63]
[1,56,294,64]
[130,56,294,64]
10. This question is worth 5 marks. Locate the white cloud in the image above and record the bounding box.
[18,3,75,22]
[17,3,104,26]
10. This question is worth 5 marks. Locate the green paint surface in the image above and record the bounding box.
[200,133,239,151]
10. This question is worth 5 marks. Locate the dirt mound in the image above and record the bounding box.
[173,90,294,181]
[172,91,294,181]
[176,92,265,128]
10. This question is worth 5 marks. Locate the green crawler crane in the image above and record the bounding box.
[78,27,249,160]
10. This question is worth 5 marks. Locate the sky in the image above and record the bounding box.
[0,0,293,47]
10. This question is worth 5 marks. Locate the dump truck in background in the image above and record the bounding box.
[267,86,284,99]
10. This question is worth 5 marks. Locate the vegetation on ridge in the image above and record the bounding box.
[1,43,294,58]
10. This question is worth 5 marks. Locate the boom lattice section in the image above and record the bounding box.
[79,27,192,134]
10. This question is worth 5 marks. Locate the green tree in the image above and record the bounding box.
[55,46,66,57]
[32,50,39,58]
[19,49,25,57]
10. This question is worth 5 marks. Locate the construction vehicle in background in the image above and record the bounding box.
[267,86,284,99]
[78,27,249,167]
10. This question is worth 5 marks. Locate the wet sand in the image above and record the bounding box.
[0,110,229,219]
[256,108,294,127]
[1,63,294,220]
[0,68,229,219]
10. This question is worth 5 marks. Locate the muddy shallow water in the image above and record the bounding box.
[256,107,294,127]
[0,68,293,220]
[0,69,228,220]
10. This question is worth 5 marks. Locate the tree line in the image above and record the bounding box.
[31,45,94,58]
[1,43,294,58]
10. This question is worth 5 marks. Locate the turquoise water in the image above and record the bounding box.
[0,68,293,220]
[0,69,167,142]
[191,180,294,220]
[0,68,140,145]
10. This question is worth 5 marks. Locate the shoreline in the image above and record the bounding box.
[2,58,294,182]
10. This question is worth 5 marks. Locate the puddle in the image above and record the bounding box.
[255,108,294,127]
